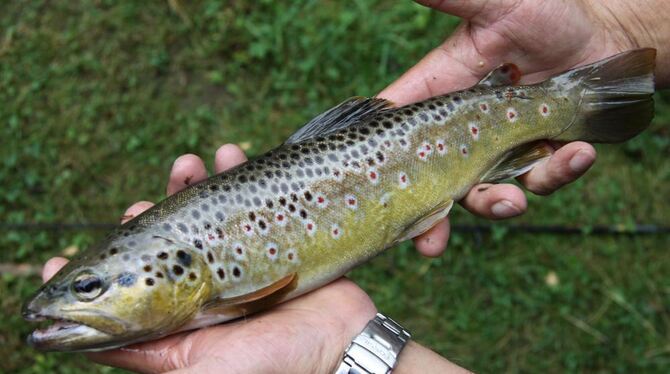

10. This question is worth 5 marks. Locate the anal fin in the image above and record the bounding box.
[396,200,454,243]
[480,142,552,183]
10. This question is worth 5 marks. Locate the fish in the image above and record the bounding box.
[22,48,656,351]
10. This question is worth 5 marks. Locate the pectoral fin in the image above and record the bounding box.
[205,273,297,309]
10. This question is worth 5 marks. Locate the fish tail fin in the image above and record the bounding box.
[552,48,656,143]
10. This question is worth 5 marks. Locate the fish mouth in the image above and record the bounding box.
[24,313,116,352]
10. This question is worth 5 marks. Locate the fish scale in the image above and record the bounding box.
[23,48,656,351]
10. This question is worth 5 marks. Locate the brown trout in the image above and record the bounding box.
[23,49,655,351]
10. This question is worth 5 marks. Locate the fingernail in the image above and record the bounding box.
[491,200,521,218]
[569,150,593,174]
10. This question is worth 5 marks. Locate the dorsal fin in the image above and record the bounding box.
[480,142,552,183]
[285,96,394,144]
[477,63,522,87]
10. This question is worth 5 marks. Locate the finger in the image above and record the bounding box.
[42,257,69,283]
[167,154,208,196]
[517,141,596,195]
[461,183,527,219]
[412,218,451,257]
[121,201,155,224]
[214,144,248,173]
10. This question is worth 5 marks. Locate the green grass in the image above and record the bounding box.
[1,1,669,372]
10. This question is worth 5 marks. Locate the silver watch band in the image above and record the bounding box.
[334,313,411,374]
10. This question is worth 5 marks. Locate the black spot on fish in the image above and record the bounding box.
[155,271,164,278]
[193,240,203,250]
[143,265,152,272]
[117,272,136,287]
[209,184,219,191]
[204,222,212,230]
[217,268,225,279]
[207,252,214,263]
[145,278,155,286]
[279,197,287,206]
[216,227,224,239]
[428,104,436,110]
[109,248,118,255]
[172,265,184,276]
[304,191,313,201]
[233,267,241,278]
[157,252,168,260]
[299,209,307,219]
[266,200,274,209]
[382,121,393,129]
[177,250,192,267]
[188,272,197,281]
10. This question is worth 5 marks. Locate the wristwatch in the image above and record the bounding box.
[334,313,411,374]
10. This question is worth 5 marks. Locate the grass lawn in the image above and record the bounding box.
[1,1,668,372]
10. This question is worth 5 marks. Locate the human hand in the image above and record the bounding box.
[378,0,663,256]
[41,144,377,373]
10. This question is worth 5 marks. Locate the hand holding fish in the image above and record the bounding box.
[27,0,668,372]
[380,0,668,256]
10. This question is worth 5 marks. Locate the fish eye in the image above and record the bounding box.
[72,272,104,301]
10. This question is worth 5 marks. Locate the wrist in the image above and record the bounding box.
[584,0,670,87]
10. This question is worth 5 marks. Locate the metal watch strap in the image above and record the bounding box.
[334,313,411,374]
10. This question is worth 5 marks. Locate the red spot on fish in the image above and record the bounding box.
[348,199,355,205]
[369,171,377,179]
[542,106,548,113]
[425,144,431,151]
[480,103,488,111]
[288,252,294,260]
[277,214,284,221]
[236,246,243,255]
[437,144,444,151]
[419,152,425,158]
[269,247,276,255]
[208,234,214,241]
[307,223,313,230]
[317,196,325,203]
[472,127,478,135]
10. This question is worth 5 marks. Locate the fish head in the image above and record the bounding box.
[22,232,214,351]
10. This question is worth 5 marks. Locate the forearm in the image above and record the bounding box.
[587,0,670,87]
[394,341,471,374]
